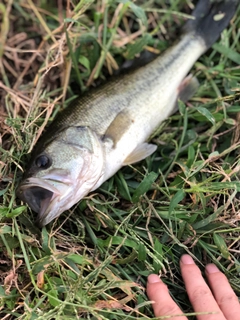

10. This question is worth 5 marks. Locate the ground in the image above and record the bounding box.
[0,0,240,319]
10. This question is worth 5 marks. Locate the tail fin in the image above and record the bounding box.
[184,0,238,50]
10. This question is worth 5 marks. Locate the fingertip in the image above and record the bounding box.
[148,274,161,284]
[180,254,195,265]
[205,263,220,274]
[147,274,186,319]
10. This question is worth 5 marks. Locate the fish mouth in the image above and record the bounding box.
[17,177,63,227]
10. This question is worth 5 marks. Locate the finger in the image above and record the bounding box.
[180,255,226,320]
[147,274,188,320]
[205,264,240,320]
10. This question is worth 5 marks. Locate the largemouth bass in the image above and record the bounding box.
[17,0,238,226]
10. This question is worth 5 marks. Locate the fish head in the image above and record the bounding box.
[17,126,104,226]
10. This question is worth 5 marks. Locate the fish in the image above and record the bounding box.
[17,0,238,226]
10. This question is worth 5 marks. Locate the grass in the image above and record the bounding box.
[0,0,240,319]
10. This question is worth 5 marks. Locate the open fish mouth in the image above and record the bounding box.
[20,186,54,215]
[17,177,62,225]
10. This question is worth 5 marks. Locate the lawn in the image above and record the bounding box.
[0,0,240,319]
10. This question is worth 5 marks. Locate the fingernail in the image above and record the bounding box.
[148,274,161,284]
[206,264,220,274]
[181,254,194,265]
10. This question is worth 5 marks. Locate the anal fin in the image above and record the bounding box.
[171,74,199,114]
[178,74,199,103]
[123,143,157,165]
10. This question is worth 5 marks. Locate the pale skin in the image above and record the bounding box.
[147,254,240,320]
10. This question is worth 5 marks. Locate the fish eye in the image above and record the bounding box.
[35,155,51,169]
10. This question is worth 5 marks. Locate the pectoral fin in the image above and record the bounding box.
[104,110,132,147]
[123,143,157,165]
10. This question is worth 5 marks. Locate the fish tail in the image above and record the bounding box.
[184,0,238,50]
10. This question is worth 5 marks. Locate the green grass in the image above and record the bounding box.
[0,0,240,319]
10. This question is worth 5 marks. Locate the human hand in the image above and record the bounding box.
[147,254,240,320]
